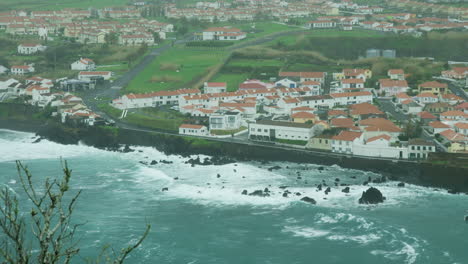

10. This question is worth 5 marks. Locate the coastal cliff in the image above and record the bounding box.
[1,103,467,193]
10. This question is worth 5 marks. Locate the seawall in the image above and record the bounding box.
[1,115,467,193]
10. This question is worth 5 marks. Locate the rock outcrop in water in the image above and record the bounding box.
[300,197,317,205]
[358,187,385,204]
[249,190,270,197]
[342,187,350,193]
[268,166,282,171]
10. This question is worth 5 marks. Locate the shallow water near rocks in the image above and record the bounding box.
[0,129,467,264]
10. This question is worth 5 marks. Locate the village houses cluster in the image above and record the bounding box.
[0,7,173,45]
[111,64,468,159]
[0,76,102,126]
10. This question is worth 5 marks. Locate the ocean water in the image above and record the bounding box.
[0,129,467,264]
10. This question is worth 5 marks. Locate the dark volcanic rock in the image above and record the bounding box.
[122,144,134,153]
[317,184,322,191]
[295,192,301,196]
[268,166,282,171]
[300,197,317,205]
[358,187,385,204]
[318,166,324,171]
[342,187,350,193]
[150,160,158,165]
[283,192,288,197]
[160,160,173,164]
[241,190,248,195]
[397,182,405,187]
[279,186,288,189]
[161,187,168,192]
[249,190,269,197]
[324,187,331,195]
[32,137,42,143]
[217,174,221,178]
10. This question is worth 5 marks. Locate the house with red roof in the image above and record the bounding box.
[428,121,451,134]
[331,131,362,154]
[11,65,35,75]
[179,124,209,136]
[454,122,468,136]
[71,58,96,71]
[418,81,448,95]
[394,92,411,104]
[414,92,439,104]
[416,111,437,124]
[341,78,364,89]
[387,69,405,80]
[455,102,468,114]
[379,79,409,96]
[353,134,409,159]
[291,111,318,123]
[441,67,468,80]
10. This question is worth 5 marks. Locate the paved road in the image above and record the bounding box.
[377,98,409,123]
[448,81,468,101]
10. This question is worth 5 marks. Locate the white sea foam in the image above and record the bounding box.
[0,129,110,162]
[371,242,418,264]
[282,226,330,238]
[327,234,381,244]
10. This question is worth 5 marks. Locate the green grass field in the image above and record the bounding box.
[0,0,129,11]
[270,29,387,46]
[125,48,228,93]
[210,73,249,92]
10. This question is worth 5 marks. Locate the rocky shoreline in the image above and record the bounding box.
[1,118,468,194]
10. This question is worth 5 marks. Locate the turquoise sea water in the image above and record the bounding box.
[0,129,467,264]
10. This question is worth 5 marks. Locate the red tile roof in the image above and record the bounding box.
[367,134,391,143]
[180,124,205,129]
[332,131,362,141]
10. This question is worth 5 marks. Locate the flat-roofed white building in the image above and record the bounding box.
[248,120,314,142]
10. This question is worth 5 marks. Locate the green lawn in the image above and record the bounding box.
[270,29,387,46]
[125,48,228,93]
[0,0,129,10]
[229,59,283,67]
[98,104,187,132]
[210,73,249,92]
[210,126,247,135]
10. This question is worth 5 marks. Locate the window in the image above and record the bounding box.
[423,146,426,151]
[257,129,261,132]
[264,129,267,132]
[417,146,420,151]
[411,146,415,150]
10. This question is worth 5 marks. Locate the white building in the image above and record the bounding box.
[248,120,314,142]
[379,79,409,96]
[341,78,364,89]
[0,65,8,74]
[275,78,297,88]
[353,134,408,159]
[119,34,155,45]
[209,111,242,130]
[202,27,246,41]
[308,20,336,29]
[331,131,362,154]
[330,91,373,106]
[71,58,96,71]
[407,139,435,160]
[112,88,201,109]
[78,71,113,81]
[204,82,227,94]
[18,43,47,55]
[179,124,209,136]
[10,65,35,75]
